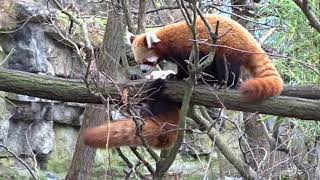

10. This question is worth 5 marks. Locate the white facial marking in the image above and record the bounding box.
[146,56,159,63]
[146,33,161,49]
[126,32,135,45]
[140,64,153,73]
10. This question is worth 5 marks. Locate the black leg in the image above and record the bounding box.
[167,62,189,80]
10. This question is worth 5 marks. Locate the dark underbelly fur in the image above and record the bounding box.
[168,55,241,89]
[202,57,240,88]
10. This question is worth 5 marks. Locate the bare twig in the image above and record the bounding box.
[129,108,160,162]
[116,148,133,169]
[153,1,200,178]
[130,147,155,174]
[25,123,39,178]
[191,107,258,179]
[0,48,15,67]
[0,144,37,180]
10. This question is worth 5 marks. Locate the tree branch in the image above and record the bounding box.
[281,85,320,99]
[0,144,37,180]
[191,107,258,179]
[0,68,319,120]
[293,0,320,32]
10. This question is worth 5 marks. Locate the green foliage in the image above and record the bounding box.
[263,0,320,85]
[256,0,320,145]
[294,120,320,141]
[0,168,28,180]
[47,125,79,175]
[47,147,71,174]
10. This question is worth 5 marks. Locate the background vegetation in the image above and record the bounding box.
[0,0,319,179]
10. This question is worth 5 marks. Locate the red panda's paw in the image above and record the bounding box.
[166,73,187,81]
[166,73,178,80]
[129,74,143,80]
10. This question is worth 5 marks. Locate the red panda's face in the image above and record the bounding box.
[129,33,161,73]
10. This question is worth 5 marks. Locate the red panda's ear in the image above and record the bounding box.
[146,33,161,49]
[127,32,136,45]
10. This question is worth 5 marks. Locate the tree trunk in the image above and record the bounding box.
[65,106,107,180]
[66,1,125,179]
[98,7,126,80]
[243,112,270,173]
[121,0,135,33]
[137,0,147,33]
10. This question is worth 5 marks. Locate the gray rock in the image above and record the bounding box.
[45,37,86,78]
[0,0,87,173]
[5,120,54,155]
[7,99,85,126]
[0,23,55,75]
[15,0,58,23]
[0,118,55,170]
[1,23,86,78]
[49,103,85,126]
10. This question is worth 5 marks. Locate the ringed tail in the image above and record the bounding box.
[240,54,283,101]
[83,119,138,148]
[83,117,179,149]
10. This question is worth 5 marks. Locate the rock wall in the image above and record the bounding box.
[0,0,86,174]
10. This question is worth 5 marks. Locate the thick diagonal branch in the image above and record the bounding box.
[0,68,319,120]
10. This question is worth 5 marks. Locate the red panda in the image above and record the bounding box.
[129,15,283,101]
[84,80,181,149]
[84,15,284,150]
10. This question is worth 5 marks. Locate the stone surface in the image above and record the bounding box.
[15,0,58,23]
[0,23,85,77]
[0,23,53,74]
[1,119,55,170]
[7,100,85,126]
[0,0,86,173]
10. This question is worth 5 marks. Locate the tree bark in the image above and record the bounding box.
[66,1,126,179]
[242,112,270,172]
[0,68,319,120]
[137,0,147,33]
[98,8,126,80]
[65,106,107,180]
[121,0,135,33]
[281,85,320,99]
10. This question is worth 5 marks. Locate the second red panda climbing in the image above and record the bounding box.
[84,80,181,149]
[83,108,180,149]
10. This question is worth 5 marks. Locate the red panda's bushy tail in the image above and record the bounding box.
[83,119,138,149]
[240,55,283,101]
[83,109,180,149]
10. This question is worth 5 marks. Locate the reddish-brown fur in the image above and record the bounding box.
[131,15,283,101]
[84,107,180,149]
